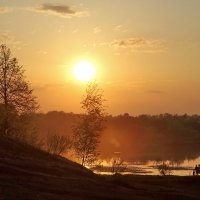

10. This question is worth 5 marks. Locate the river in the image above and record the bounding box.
[93,156,200,176]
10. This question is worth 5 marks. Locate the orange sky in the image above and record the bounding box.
[0,0,200,115]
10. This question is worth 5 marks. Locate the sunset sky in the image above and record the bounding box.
[0,0,200,115]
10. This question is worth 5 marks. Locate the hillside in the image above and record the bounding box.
[0,137,139,200]
[0,137,200,200]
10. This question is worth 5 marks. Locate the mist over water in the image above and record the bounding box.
[100,114,200,164]
[36,111,200,175]
[95,156,200,176]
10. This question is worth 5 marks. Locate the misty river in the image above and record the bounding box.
[93,156,200,176]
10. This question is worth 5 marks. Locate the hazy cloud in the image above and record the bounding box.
[111,38,166,52]
[31,4,88,18]
[72,29,79,33]
[0,7,9,13]
[93,27,102,34]
[57,25,64,33]
[145,90,165,94]
[0,34,10,41]
[0,33,24,50]
[114,25,128,33]
[114,25,122,31]
[34,83,68,92]
[97,37,166,53]
[37,50,47,55]
[39,4,75,14]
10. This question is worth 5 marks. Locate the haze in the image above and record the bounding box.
[1,0,200,115]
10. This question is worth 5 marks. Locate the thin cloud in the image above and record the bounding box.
[114,25,128,33]
[93,27,102,34]
[0,34,10,41]
[114,25,122,31]
[111,38,166,52]
[0,7,10,13]
[97,37,167,53]
[40,4,76,15]
[37,50,47,55]
[0,34,24,50]
[145,90,165,94]
[72,29,79,33]
[34,83,67,91]
[30,4,88,18]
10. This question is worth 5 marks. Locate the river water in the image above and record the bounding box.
[93,156,200,176]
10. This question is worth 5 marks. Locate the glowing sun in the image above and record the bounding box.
[73,61,96,82]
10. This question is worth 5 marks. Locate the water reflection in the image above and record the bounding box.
[93,156,200,176]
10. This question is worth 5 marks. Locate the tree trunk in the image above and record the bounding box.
[3,53,9,135]
[82,156,85,166]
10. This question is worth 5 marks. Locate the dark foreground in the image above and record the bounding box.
[0,138,200,200]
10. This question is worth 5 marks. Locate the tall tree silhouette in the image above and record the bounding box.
[73,82,106,166]
[0,44,38,136]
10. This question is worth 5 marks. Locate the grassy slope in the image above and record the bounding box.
[0,137,200,200]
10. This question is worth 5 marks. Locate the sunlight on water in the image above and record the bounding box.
[93,156,200,176]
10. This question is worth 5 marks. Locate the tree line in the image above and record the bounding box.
[35,112,200,163]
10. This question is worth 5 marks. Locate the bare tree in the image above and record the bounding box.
[111,154,127,174]
[155,161,173,176]
[46,131,71,156]
[0,44,38,137]
[73,82,106,167]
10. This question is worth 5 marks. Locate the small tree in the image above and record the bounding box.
[111,156,127,174]
[155,161,173,176]
[73,82,106,166]
[0,44,38,138]
[46,131,71,156]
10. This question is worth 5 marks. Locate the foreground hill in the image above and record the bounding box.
[0,137,200,200]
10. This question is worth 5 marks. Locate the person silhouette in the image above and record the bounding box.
[195,165,198,175]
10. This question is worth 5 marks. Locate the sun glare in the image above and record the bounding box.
[73,61,96,82]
